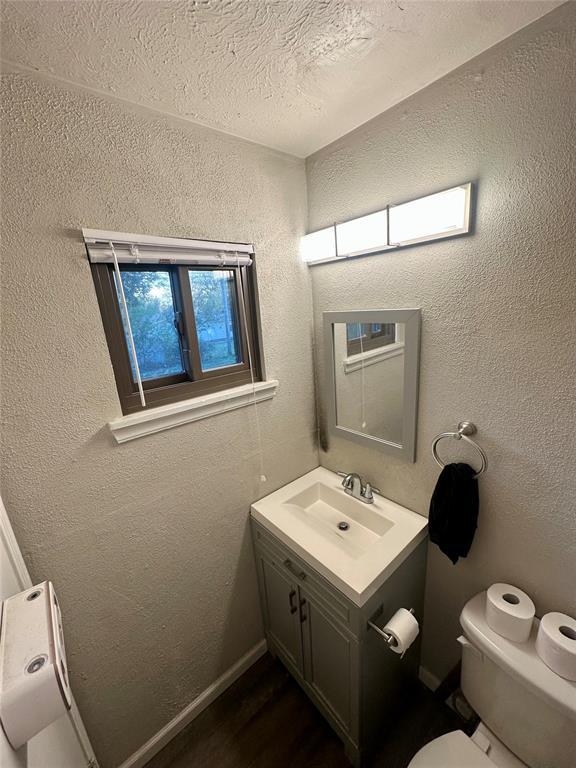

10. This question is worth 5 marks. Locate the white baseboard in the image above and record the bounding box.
[118,639,268,768]
[419,665,441,692]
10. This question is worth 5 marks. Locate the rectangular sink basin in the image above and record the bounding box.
[285,483,394,558]
[251,467,428,606]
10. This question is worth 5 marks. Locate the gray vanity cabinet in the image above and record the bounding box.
[299,585,359,735]
[251,518,427,767]
[258,555,303,676]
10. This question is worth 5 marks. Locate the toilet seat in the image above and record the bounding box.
[408,730,495,768]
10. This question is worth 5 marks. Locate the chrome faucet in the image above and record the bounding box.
[338,472,381,504]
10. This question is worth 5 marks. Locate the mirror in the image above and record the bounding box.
[324,309,420,461]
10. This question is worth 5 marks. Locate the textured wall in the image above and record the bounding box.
[0,72,317,767]
[307,6,576,683]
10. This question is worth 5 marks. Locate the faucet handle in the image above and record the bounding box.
[362,482,382,502]
[342,475,354,491]
[338,471,353,490]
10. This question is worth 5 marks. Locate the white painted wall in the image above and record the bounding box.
[307,5,576,683]
[0,497,96,768]
[0,67,317,767]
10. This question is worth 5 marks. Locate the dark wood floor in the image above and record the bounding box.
[145,653,465,768]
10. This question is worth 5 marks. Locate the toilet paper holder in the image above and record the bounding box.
[368,608,415,647]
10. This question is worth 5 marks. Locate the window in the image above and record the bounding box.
[346,323,396,356]
[88,235,262,415]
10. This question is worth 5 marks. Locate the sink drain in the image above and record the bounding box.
[337,521,350,531]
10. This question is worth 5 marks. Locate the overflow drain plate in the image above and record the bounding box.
[338,521,350,531]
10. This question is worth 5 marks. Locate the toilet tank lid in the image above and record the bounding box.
[460,593,576,720]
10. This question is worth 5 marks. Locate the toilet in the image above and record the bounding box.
[409,592,576,768]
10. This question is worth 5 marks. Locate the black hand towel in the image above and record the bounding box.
[429,462,479,564]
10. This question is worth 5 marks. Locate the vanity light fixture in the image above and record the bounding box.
[301,182,472,265]
[300,225,338,264]
[335,209,390,258]
[389,184,471,246]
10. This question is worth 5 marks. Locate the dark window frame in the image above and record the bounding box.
[91,260,263,415]
[346,323,396,356]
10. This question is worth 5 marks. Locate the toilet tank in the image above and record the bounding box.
[459,593,576,768]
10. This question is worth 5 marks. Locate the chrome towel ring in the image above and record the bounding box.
[431,421,487,478]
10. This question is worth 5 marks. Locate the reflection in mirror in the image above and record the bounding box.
[334,322,405,444]
[324,309,420,462]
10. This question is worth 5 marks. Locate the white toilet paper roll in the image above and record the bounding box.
[485,583,535,642]
[383,608,419,656]
[536,612,576,681]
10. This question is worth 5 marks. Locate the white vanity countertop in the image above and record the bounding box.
[251,467,428,607]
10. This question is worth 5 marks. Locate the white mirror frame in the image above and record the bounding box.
[324,309,421,462]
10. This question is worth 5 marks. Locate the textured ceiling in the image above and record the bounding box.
[0,0,562,156]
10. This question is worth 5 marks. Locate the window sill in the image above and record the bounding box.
[343,343,404,374]
[108,379,278,444]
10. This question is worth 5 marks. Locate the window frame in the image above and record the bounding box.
[346,322,397,356]
[91,260,263,415]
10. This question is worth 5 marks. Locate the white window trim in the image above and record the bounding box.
[108,379,278,444]
[343,342,405,374]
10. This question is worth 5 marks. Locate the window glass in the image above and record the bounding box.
[92,250,262,414]
[346,323,395,343]
[117,269,184,381]
[346,322,363,341]
[346,323,396,355]
[188,270,242,371]
[377,324,396,344]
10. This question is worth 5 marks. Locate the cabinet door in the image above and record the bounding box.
[300,588,357,734]
[259,555,303,675]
